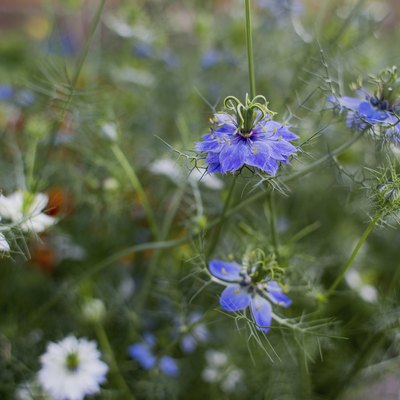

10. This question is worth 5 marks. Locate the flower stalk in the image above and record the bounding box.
[320,212,382,301]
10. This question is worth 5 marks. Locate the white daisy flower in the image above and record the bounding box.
[38,336,109,400]
[0,191,56,233]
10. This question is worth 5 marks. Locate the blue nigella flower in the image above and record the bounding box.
[195,95,298,175]
[179,312,209,354]
[328,67,400,146]
[129,334,179,377]
[209,259,292,333]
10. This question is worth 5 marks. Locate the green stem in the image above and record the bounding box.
[322,212,381,301]
[32,0,106,190]
[266,192,279,262]
[111,142,159,239]
[245,0,256,98]
[95,323,136,400]
[135,183,187,313]
[206,175,238,258]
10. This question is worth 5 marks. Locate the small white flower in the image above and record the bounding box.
[0,232,10,252]
[0,191,56,233]
[345,270,378,303]
[38,336,109,400]
[221,368,244,393]
[202,350,245,393]
[101,122,118,141]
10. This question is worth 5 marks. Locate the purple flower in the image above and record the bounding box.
[328,67,400,146]
[179,312,209,354]
[209,259,292,333]
[129,334,179,377]
[196,96,298,175]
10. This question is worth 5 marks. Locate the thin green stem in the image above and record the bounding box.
[206,175,238,258]
[266,192,280,262]
[111,142,159,238]
[321,212,381,301]
[32,0,106,190]
[95,323,136,400]
[245,0,256,98]
[135,183,187,313]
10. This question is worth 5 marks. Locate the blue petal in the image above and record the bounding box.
[0,84,14,100]
[358,102,388,122]
[243,142,279,175]
[209,259,242,281]
[220,284,251,311]
[219,140,249,173]
[250,295,272,332]
[128,343,156,370]
[335,96,363,111]
[266,281,292,307]
[244,141,270,167]
[385,115,400,146]
[159,356,179,377]
[261,158,279,175]
[270,140,297,157]
[180,334,197,354]
[277,126,299,141]
[214,113,236,126]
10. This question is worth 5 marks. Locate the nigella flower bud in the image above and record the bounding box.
[372,164,400,216]
[82,298,106,323]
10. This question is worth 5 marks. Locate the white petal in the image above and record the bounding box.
[0,233,10,252]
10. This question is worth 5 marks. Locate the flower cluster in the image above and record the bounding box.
[178,312,209,354]
[38,336,108,400]
[129,334,179,377]
[209,258,291,332]
[202,350,245,394]
[328,66,400,145]
[196,95,298,175]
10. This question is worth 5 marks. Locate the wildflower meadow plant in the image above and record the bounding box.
[3,0,400,399]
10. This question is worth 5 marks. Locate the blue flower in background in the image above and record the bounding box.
[0,84,14,100]
[328,92,400,146]
[133,42,153,59]
[258,0,303,19]
[209,259,291,333]
[328,67,400,146]
[179,312,209,354]
[196,95,298,175]
[201,50,236,69]
[129,334,179,377]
